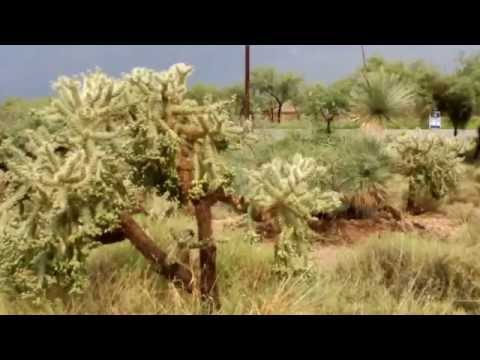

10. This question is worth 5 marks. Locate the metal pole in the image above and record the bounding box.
[244,45,251,120]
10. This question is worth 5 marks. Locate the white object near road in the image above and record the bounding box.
[428,111,442,129]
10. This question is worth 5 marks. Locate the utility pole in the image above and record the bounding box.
[360,45,371,88]
[361,45,367,68]
[244,45,251,121]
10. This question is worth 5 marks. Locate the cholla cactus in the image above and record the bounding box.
[0,63,251,308]
[0,70,140,302]
[39,68,129,145]
[389,131,466,210]
[247,154,342,275]
[124,64,255,201]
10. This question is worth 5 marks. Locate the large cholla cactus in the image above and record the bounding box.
[248,154,342,275]
[123,64,254,202]
[0,68,145,302]
[0,126,139,301]
[389,131,466,211]
[0,63,251,309]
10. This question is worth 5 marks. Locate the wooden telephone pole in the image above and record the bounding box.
[361,45,367,68]
[244,45,251,120]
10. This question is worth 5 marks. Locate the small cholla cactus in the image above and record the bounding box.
[389,131,466,210]
[247,153,342,276]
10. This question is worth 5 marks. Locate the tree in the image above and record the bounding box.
[251,67,304,123]
[433,76,475,137]
[456,52,480,114]
[305,85,349,134]
[409,60,444,121]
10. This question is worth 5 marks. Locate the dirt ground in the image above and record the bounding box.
[311,211,461,269]
[211,202,464,270]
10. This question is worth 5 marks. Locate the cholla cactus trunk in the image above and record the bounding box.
[177,144,195,206]
[192,196,219,310]
[176,143,220,309]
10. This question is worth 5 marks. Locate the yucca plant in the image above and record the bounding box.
[338,136,393,218]
[350,67,415,130]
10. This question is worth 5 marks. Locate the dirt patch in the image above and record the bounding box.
[311,211,462,269]
[311,208,461,245]
[404,213,460,240]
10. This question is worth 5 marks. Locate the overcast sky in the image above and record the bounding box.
[1,45,480,100]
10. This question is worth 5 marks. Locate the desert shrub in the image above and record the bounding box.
[333,233,480,312]
[389,131,466,212]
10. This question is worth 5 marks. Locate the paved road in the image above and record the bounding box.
[257,128,478,141]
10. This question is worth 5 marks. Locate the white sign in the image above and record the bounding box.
[428,111,442,129]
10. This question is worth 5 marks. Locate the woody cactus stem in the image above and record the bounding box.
[119,213,193,292]
[192,196,220,311]
[177,145,195,205]
[178,146,220,309]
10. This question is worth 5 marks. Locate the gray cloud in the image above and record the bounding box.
[1,45,480,100]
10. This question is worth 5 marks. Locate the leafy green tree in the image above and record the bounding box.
[305,85,349,134]
[456,52,480,114]
[409,60,444,121]
[433,76,476,136]
[251,67,304,123]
